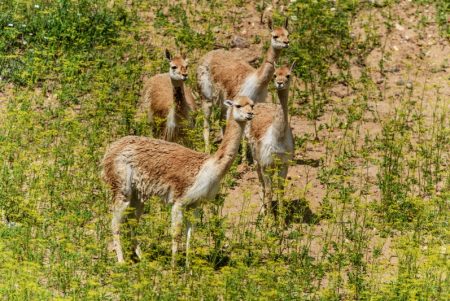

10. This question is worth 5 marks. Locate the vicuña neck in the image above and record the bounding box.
[211,112,245,176]
[171,78,184,88]
[171,80,185,105]
[273,86,290,135]
[256,46,281,86]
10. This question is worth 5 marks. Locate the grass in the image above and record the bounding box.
[0,0,448,300]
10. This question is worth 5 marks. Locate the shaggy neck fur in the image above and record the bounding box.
[171,79,190,116]
[272,85,290,137]
[256,46,281,87]
[184,107,246,203]
[212,109,246,176]
[172,83,184,104]
[171,77,184,87]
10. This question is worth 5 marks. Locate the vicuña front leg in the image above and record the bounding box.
[171,203,184,267]
[185,208,200,269]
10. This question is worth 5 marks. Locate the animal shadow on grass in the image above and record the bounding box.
[171,249,231,270]
[283,198,319,226]
[145,239,231,270]
[294,158,321,168]
[138,198,316,269]
[206,249,231,270]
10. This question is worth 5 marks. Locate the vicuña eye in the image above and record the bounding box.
[171,66,177,69]
[286,75,290,78]
[273,35,279,39]
[235,105,242,108]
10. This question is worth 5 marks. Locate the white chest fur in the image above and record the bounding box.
[184,159,221,205]
[259,126,294,167]
[239,74,268,103]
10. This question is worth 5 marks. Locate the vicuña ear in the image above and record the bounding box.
[267,18,273,31]
[290,61,296,72]
[184,58,189,65]
[284,16,289,29]
[224,99,234,107]
[165,49,172,61]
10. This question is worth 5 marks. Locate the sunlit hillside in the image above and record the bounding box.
[0,0,448,299]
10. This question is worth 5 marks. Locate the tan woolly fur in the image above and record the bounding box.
[102,96,255,266]
[197,19,289,152]
[140,49,196,143]
[247,64,295,215]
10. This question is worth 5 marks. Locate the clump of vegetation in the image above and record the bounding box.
[0,0,448,299]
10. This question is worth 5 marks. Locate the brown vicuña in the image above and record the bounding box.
[102,96,255,267]
[140,49,196,143]
[247,64,295,215]
[197,18,289,152]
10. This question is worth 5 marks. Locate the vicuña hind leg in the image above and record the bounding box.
[256,162,267,214]
[279,163,288,181]
[202,100,213,153]
[164,106,177,142]
[219,97,227,140]
[262,169,275,216]
[274,163,289,219]
[111,194,131,263]
[129,190,144,262]
[185,208,200,269]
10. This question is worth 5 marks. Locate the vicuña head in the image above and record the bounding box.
[273,62,294,90]
[225,97,255,122]
[268,17,290,50]
[166,49,189,81]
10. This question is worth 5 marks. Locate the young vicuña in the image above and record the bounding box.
[102,96,255,266]
[247,64,295,214]
[141,49,196,142]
